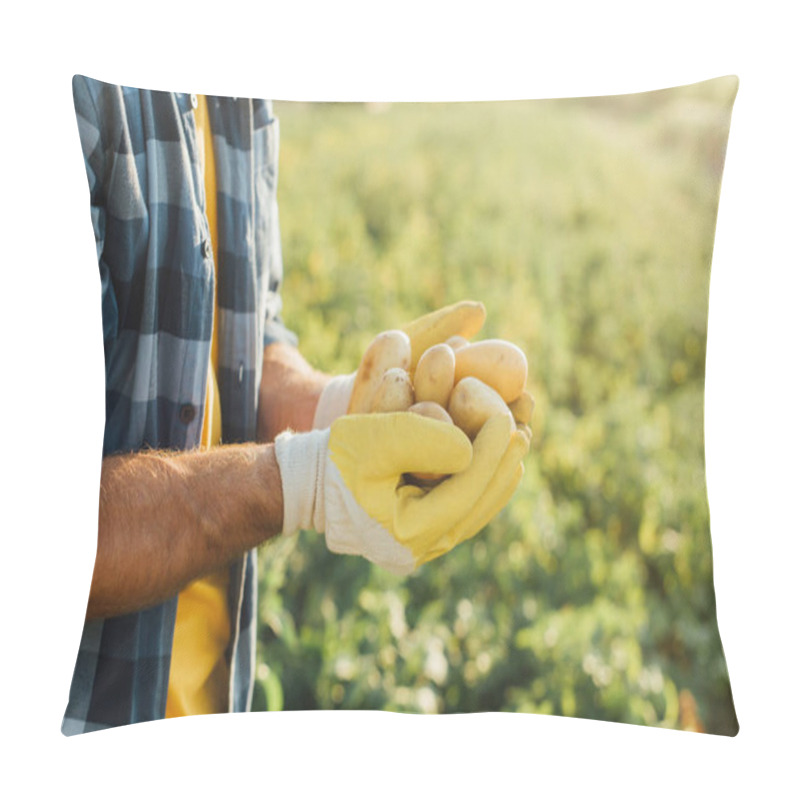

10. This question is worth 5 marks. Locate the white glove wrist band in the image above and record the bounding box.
[312,372,356,429]
[274,428,329,536]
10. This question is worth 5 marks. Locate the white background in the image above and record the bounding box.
[2,0,798,796]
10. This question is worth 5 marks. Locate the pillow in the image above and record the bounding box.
[64,74,738,735]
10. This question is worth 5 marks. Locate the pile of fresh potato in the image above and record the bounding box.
[347,327,532,486]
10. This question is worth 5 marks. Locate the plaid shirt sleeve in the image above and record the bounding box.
[63,75,291,734]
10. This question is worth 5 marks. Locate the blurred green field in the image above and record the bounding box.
[253,77,739,734]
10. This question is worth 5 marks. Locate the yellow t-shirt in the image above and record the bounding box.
[165,95,231,718]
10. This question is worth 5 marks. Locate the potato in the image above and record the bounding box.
[445,335,469,351]
[448,376,514,439]
[453,339,528,403]
[405,401,454,486]
[408,400,453,425]
[348,330,412,413]
[413,343,456,408]
[371,367,415,413]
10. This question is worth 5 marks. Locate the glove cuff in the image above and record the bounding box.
[312,372,356,429]
[274,428,330,535]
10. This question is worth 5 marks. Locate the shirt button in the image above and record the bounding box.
[190,93,198,109]
[202,238,213,259]
[179,403,197,424]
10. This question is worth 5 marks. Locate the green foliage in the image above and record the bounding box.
[254,78,739,734]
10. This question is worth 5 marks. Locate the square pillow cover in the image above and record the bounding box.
[63,74,738,736]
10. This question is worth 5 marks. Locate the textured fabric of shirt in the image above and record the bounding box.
[62,75,297,735]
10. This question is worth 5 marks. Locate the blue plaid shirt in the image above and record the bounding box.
[63,75,297,735]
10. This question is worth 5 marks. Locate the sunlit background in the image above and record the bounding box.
[253,77,738,735]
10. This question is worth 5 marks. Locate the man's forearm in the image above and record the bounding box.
[88,343,328,621]
[258,342,332,442]
[88,443,283,620]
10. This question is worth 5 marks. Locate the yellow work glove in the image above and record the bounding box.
[275,410,528,574]
[312,300,486,428]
